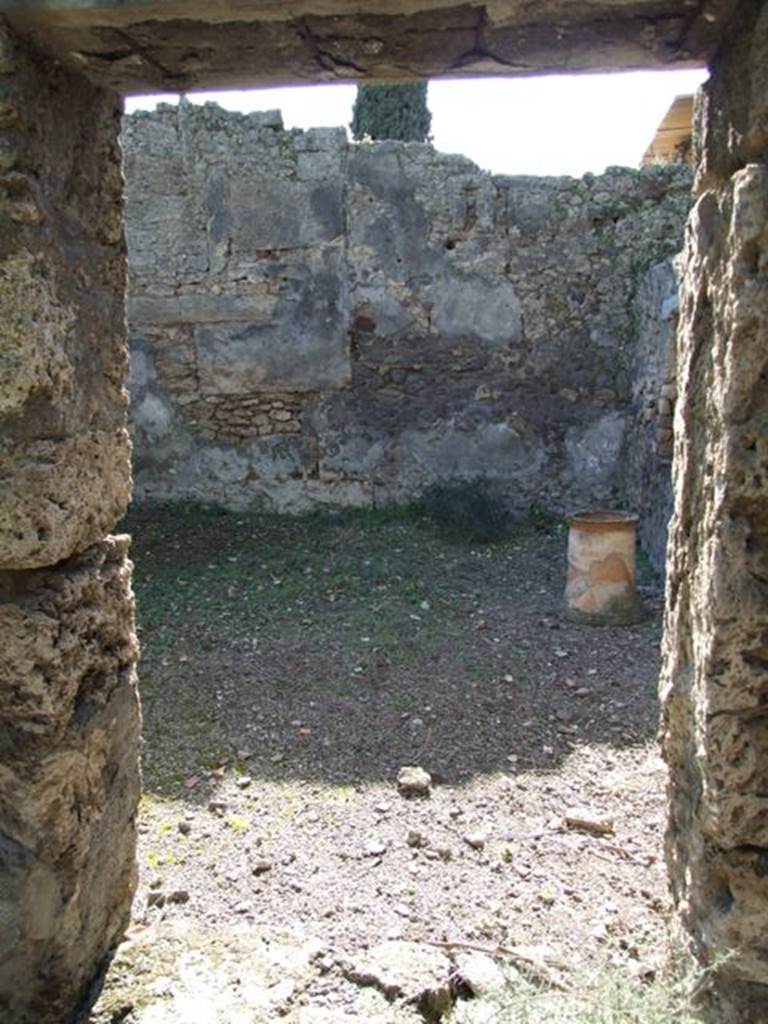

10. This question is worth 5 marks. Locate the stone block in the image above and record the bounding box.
[127,291,276,326]
[0,429,132,570]
[0,535,140,1023]
[661,7,768,1015]
[0,30,131,570]
[230,177,344,252]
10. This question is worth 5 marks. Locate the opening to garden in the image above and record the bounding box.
[96,68,708,1021]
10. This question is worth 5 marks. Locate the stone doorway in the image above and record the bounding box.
[1,2,766,1021]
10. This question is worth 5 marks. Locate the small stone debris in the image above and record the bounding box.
[396,765,432,798]
[146,891,165,908]
[236,775,253,789]
[364,839,388,858]
[538,886,558,907]
[177,819,192,835]
[251,858,273,876]
[564,807,615,835]
[406,829,428,848]
[208,799,228,815]
[463,831,487,851]
[167,889,190,904]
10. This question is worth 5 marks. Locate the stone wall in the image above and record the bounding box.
[660,1,768,1019]
[125,101,691,531]
[0,21,140,1024]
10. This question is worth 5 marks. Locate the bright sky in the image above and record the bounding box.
[126,69,707,177]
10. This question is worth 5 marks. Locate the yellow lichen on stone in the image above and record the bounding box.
[0,253,75,417]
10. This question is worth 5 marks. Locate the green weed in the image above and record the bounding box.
[448,953,722,1024]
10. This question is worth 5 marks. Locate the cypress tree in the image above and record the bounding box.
[350,82,432,143]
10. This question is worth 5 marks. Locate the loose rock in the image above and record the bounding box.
[453,952,509,999]
[564,807,615,835]
[343,940,453,1020]
[397,766,432,798]
[167,889,190,904]
[463,831,487,850]
[407,829,428,848]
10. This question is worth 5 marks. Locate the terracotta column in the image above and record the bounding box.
[661,1,768,1019]
[0,20,140,1023]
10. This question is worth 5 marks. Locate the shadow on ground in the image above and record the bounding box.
[88,503,672,1024]
[123,502,664,803]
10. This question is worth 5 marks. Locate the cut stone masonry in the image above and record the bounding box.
[124,102,692,558]
[0,21,140,1024]
[660,3,768,1018]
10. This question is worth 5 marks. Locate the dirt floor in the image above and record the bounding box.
[88,503,683,1024]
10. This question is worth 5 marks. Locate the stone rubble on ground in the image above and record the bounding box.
[342,940,453,1021]
[397,765,432,798]
[563,807,615,835]
[462,831,488,850]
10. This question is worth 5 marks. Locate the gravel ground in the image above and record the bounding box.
[89,504,675,1023]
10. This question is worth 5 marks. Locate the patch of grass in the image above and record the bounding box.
[418,478,511,544]
[225,814,251,833]
[126,500,492,661]
[139,792,184,815]
[450,955,713,1024]
[197,744,231,771]
[526,502,564,536]
[127,502,427,635]
[306,502,422,530]
[323,784,355,804]
[145,848,179,870]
